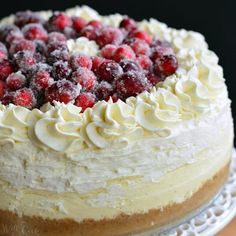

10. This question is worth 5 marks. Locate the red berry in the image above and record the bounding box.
[87,20,102,28]
[151,39,171,48]
[119,59,141,72]
[80,25,99,40]
[101,44,117,59]
[154,55,178,76]
[47,41,68,54]
[71,68,97,92]
[5,29,23,45]
[1,92,15,105]
[15,11,43,28]
[0,43,8,61]
[70,53,92,70]
[113,44,135,62]
[10,39,36,54]
[147,73,161,86]
[48,12,72,31]
[115,71,151,99]
[94,81,113,100]
[0,60,14,81]
[151,46,174,62]
[91,56,105,73]
[106,93,119,102]
[0,25,20,42]
[45,79,80,104]
[14,51,36,73]
[137,55,153,70]
[47,32,67,44]
[75,92,96,111]
[97,60,123,82]
[130,40,150,56]
[47,49,69,64]
[52,61,72,80]
[120,17,137,32]
[30,70,54,91]
[22,23,48,41]
[63,27,77,39]
[131,30,152,44]
[14,88,36,108]
[96,26,124,47]
[72,17,87,32]
[0,80,6,99]
[6,72,26,91]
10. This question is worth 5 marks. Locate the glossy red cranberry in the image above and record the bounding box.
[52,61,72,80]
[119,59,141,72]
[14,51,37,73]
[137,55,153,70]
[147,73,161,86]
[75,92,96,111]
[131,30,152,44]
[115,71,151,99]
[72,17,87,32]
[6,72,26,91]
[0,80,6,99]
[70,53,92,70]
[94,81,113,100]
[91,56,105,73]
[154,54,178,76]
[22,23,48,41]
[45,79,79,104]
[101,44,117,59]
[30,70,54,91]
[71,68,97,92]
[130,40,150,56]
[151,46,174,62]
[14,11,43,28]
[96,26,124,47]
[119,17,137,32]
[97,60,123,82]
[14,88,36,108]
[10,39,36,55]
[0,60,14,81]
[113,44,135,62]
[47,32,67,44]
[48,12,73,31]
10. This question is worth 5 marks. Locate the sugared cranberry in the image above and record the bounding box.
[48,12,72,31]
[131,30,152,44]
[96,26,124,47]
[34,40,47,55]
[71,68,97,92]
[14,51,36,73]
[47,32,67,44]
[22,23,48,41]
[0,43,8,61]
[80,25,99,40]
[5,29,23,45]
[47,49,69,64]
[154,55,178,76]
[0,80,6,99]
[10,39,36,55]
[14,88,36,108]
[45,79,79,104]
[113,44,135,62]
[75,92,96,111]
[101,44,117,59]
[130,40,150,56]
[87,20,102,28]
[120,17,137,32]
[29,62,52,76]
[97,60,123,82]
[151,39,171,48]
[52,61,72,80]
[137,55,153,70]
[72,17,87,32]
[30,70,54,91]
[70,53,92,70]
[91,56,105,73]
[0,25,20,42]
[119,59,141,72]
[6,72,26,91]
[94,81,113,100]
[147,73,161,86]
[0,60,14,80]
[63,27,77,39]
[15,11,43,28]
[1,92,15,105]
[115,71,151,99]
[47,41,68,54]
[151,46,174,62]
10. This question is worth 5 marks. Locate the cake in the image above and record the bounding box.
[0,5,233,236]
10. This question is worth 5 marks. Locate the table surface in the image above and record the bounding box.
[217,217,236,236]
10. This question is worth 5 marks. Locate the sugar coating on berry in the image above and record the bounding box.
[15,11,43,28]
[120,17,137,32]
[0,80,6,99]
[30,70,54,91]
[101,44,117,59]
[6,72,26,91]
[119,59,141,72]
[0,60,14,81]
[113,44,135,62]
[72,17,87,32]
[70,53,92,70]
[22,23,48,41]
[52,61,72,80]
[47,32,67,44]
[48,12,73,31]
[14,51,37,73]
[14,88,36,109]
[75,92,96,111]
[95,81,113,100]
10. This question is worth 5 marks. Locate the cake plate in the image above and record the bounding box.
[139,149,236,236]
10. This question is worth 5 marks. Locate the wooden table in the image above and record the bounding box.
[217,217,236,235]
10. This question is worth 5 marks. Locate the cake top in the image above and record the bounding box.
[0,6,228,152]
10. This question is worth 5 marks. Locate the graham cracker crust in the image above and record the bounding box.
[0,163,230,236]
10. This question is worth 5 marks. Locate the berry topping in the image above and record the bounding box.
[95,81,113,100]
[71,68,97,92]
[22,23,47,41]
[14,51,37,73]
[137,55,153,71]
[0,81,6,99]
[147,73,161,86]
[72,17,87,32]
[97,60,123,82]
[0,60,14,80]
[115,71,151,99]
[119,59,141,72]
[6,72,26,90]
[52,61,72,80]
[151,46,174,62]
[30,70,54,91]
[15,11,43,28]
[101,44,117,59]
[91,56,105,73]
[113,44,135,62]
[70,53,92,70]
[14,88,36,108]
[131,30,152,44]
[48,12,73,31]
[120,17,137,32]
[10,38,36,54]
[154,54,178,76]
[75,92,96,111]
[0,43,8,61]
[45,80,79,104]
[47,32,67,43]
[130,40,150,56]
